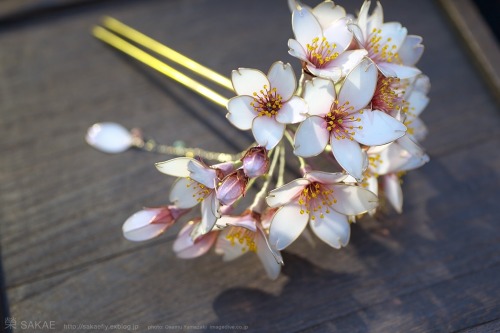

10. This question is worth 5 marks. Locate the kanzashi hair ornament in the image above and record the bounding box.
[86,1,430,279]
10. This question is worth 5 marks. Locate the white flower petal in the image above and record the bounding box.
[330,184,378,215]
[266,178,310,207]
[231,68,270,96]
[331,137,364,181]
[122,209,165,242]
[353,110,407,146]
[268,61,296,101]
[86,122,132,154]
[305,171,347,184]
[382,174,403,213]
[294,116,329,157]
[323,18,352,51]
[197,192,220,235]
[216,215,257,232]
[276,96,308,124]
[269,204,309,250]
[292,8,323,47]
[368,1,384,30]
[310,209,350,248]
[379,22,407,51]
[355,0,371,42]
[188,160,217,189]
[155,157,195,178]
[307,65,342,82]
[256,228,282,279]
[328,49,368,78]
[366,175,378,196]
[377,62,421,79]
[169,178,201,209]
[226,96,258,130]
[303,78,336,116]
[338,58,378,112]
[409,117,428,142]
[398,35,424,66]
[288,38,309,62]
[215,228,248,261]
[252,116,285,150]
[312,1,346,29]
[407,91,429,117]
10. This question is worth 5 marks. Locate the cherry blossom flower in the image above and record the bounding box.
[266,170,378,250]
[361,139,429,213]
[155,157,224,236]
[351,0,422,79]
[215,210,283,279]
[122,206,188,241]
[173,219,219,259]
[288,6,367,81]
[226,61,307,150]
[294,58,407,181]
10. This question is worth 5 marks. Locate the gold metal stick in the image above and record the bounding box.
[101,17,234,92]
[93,26,229,108]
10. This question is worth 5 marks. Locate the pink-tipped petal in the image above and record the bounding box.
[292,8,323,47]
[227,96,258,130]
[331,137,364,181]
[353,110,407,146]
[252,116,285,150]
[330,184,378,215]
[122,210,166,242]
[276,96,308,124]
[268,61,297,101]
[310,209,350,248]
[231,68,270,96]
[269,204,309,250]
[174,222,217,259]
[155,157,194,178]
[303,78,336,116]
[294,116,329,157]
[266,178,310,207]
[338,58,378,112]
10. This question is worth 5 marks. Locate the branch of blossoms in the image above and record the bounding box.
[89,0,431,279]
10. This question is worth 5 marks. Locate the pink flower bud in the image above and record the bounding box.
[122,206,188,242]
[241,146,269,178]
[216,169,248,206]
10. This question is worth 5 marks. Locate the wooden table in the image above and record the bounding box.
[1,0,499,332]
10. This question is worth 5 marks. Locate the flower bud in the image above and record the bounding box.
[216,169,248,206]
[122,206,188,242]
[241,146,269,178]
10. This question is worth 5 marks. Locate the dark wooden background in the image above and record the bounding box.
[1,0,499,332]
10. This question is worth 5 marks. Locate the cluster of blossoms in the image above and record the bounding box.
[121,0,430,279]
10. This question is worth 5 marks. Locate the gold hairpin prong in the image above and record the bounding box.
[92,26,229,108]
[101,17,234,92]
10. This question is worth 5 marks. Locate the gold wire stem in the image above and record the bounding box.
[93,26,229,108]
[133,137,242,162]
[101,17,234,92]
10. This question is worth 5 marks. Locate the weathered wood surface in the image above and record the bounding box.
[0,0,499,332]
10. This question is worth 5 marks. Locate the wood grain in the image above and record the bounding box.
[0,0,499,332]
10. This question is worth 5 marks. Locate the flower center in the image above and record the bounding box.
[250,85,283,117]
[372,76,404,113]
[325,100,362,141]
[306,37,339,68]
[366,28,401,64]
[298,182,337,221]
[186,177,211,202]
[225,227,257,252]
